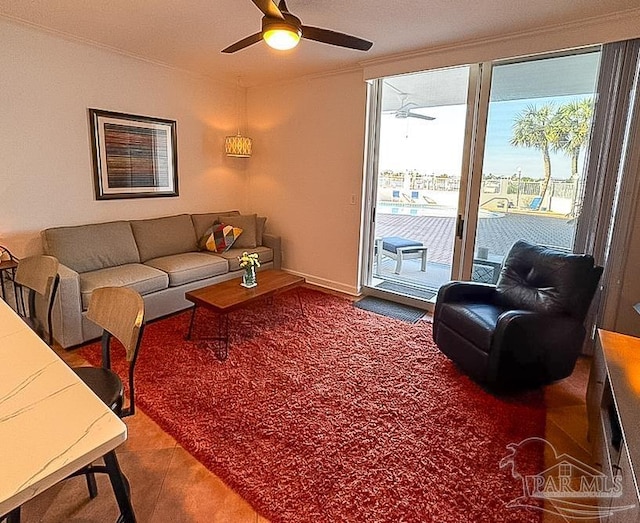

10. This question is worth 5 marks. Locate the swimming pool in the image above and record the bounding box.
[377,202,503,218]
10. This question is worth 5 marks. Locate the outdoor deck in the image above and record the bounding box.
[372,211,576,293]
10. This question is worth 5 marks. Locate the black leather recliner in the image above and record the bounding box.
[433,240,603,390]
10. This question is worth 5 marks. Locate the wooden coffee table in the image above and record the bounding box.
[184,269,305,359]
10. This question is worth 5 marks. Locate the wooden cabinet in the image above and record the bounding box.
[587,336,607,442]
[587,330,640,523]
[608,446,640,522]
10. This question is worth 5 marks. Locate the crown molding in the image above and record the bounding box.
[0,13,239,89]
[359,6,640,79]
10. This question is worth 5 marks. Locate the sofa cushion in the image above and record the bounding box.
[218,214,258,249]
[79,263,168,310]
[198,223,243,253]
[191,211,240,240]
[131,214,198,262]
[145,252,228,287]
[43,221,140,273]
[215,246,273,272]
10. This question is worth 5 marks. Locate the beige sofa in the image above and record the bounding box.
[42,211,281,348]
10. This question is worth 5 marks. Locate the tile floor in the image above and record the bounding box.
[19,298,594,523]
[541,357,595,523]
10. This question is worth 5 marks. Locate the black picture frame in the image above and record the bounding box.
[89,109,178,200]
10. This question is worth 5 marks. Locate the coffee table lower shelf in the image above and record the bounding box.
[184,269,306,360]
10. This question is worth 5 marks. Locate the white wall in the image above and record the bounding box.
[0,19,248,257]
[616,211,640,337]
[246,14,640,298]
[246,72,367,294]
[4,12,640,310]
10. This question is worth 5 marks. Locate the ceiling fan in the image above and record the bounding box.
[387,96,436,121]
[395,106,436,121]
[222,0,373,53]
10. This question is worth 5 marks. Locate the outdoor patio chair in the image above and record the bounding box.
[529,197,543,210]
[377,236,428,274]
[433,240,602,390]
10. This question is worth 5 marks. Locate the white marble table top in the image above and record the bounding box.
[0,299,127,516]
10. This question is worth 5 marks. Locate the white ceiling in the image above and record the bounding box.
[0,0,637,87]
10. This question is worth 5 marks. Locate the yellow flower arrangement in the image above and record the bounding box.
[238,251,261,269]
[239,252,260,288]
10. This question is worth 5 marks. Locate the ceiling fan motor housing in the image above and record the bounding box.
[262,12,302,39]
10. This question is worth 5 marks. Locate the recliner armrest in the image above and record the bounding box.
[489,310,585,385]
[433,282,499,339]
[436,281,497,304]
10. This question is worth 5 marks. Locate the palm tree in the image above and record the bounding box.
[552,98,594,181]
[511,104,557,209]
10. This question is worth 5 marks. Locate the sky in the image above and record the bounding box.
[379,94,590,180]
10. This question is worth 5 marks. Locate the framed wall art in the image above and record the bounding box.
[89,109,178,199]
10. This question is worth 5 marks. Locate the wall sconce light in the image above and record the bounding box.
[225,78,252,158]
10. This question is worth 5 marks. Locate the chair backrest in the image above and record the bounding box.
[87,286,145,417]
[15,255,60,345]
[87,286,144,362]
[15,255,59,296]
[496,240,602,321]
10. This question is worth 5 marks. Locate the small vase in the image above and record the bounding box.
[241,265,257,288]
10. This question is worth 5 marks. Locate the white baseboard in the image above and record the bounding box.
[282,268,360,296]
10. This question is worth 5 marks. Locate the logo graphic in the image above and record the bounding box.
[500,437,635,520]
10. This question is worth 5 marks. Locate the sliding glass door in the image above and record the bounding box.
[470,50,601,284]
[363,66,475,302]
[362,48,602,304]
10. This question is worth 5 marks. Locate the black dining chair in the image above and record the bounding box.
[1,285,143,523]
[0,245,19,304]
[71,286,145,522]
[14,255,60,346]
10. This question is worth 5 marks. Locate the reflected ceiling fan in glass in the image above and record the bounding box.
[383,85,436,121]
[394,103,436,121]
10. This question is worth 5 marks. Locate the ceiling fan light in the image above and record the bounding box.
[263,26,301,50]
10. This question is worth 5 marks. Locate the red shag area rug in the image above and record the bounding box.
[80,288,544,523]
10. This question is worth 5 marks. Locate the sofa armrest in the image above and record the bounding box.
[51,263,84,348]
[489,310,585,385]
[262,233,281,270]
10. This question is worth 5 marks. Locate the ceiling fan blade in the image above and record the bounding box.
[221,32,263,54]
[277,0,290,13]
[250,0,284,19]
[408,112,436,121]
[302,26,372,51]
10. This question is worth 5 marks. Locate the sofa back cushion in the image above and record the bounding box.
[496,240,601,320]
[43,221,140,273]
[191,211,240,240]
[131,214,198,262]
